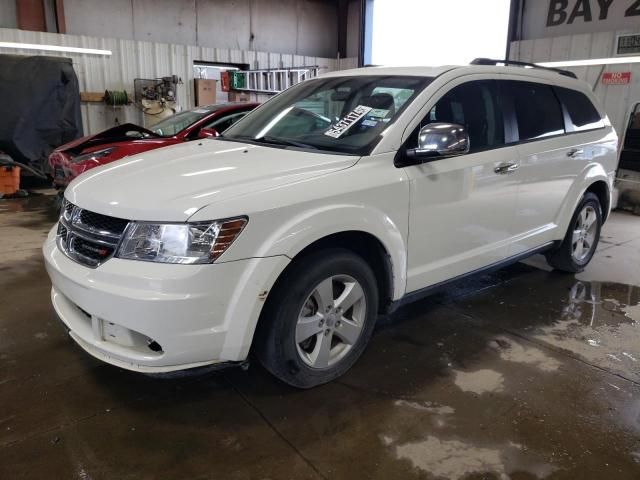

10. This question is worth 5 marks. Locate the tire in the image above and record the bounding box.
[255,248,379,389]
[546,192,602,273]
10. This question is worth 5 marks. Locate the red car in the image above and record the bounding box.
[49,102,259,188]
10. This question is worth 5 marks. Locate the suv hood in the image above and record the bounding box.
[65,139,358,221]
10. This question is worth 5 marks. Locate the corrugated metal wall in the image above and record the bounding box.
[510,30,640,138]
[0,27,358,135]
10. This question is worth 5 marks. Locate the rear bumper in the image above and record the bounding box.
[44,226,289,372]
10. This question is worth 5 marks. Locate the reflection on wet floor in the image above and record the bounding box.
[451,269,640,384]
[1,195,640,479]
[0,191,60,272]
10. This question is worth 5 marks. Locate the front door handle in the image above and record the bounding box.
[567,148,584,158]
[494,162,519,174]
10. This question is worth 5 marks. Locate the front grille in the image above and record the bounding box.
[63,200,74,219]
[78,209,129,236]
[57,200,129,268]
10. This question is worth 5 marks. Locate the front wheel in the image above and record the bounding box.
[546,192,602,273]
[255,248,379,389]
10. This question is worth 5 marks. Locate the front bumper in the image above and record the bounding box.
[43,226,289,372]
[48,152,103,188]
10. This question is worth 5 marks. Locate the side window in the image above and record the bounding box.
[414,80,504,153]
[370,86,415,111]
[555,87,604,132]
[507,81,564,140]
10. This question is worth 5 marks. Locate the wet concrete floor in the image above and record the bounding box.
[1,192,640,479]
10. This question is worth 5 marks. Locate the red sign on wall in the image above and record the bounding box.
[602,72,631,85]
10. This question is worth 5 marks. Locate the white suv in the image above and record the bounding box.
[44,61,618,388]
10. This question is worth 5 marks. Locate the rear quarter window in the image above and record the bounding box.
[556,87,605,132]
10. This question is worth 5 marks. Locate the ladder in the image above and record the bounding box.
[230,66,320,94]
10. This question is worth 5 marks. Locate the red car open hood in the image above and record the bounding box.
[59,123,160,154]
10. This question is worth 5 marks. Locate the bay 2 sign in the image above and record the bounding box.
[520,0,640,40]
[602,72,632,85]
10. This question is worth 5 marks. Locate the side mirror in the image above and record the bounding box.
[404,123,470,164]
[197,127,219,139]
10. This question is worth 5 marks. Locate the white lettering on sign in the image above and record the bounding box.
[602,71,631,84]
[324,105,372,138]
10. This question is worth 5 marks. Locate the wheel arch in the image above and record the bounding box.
[556,165,611,233]
[276,230,396,314]
[222,204,408,362]
[248,230,398,362]
[584,180,610,222]
[250,204,408,301]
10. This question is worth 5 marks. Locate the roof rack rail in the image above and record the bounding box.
[470,58,578,79]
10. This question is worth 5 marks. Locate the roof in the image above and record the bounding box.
[322,64,587,89]
[323,65,456,78]
[192,102,259,113]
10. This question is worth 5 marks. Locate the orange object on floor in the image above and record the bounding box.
[0,166,20,196]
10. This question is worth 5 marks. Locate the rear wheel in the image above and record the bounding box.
[546,192,602,273]
[255,248,378,388]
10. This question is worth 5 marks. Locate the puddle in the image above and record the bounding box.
[0,192,59,218]
[387,434,558,480]
[394,400,455,415]
[534,280,640,380]
[489,336,561,372]
[395,435,507,479]
[453,369,504,394]
[0,194,58,279]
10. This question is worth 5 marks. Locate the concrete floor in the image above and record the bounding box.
[1,192,640,480]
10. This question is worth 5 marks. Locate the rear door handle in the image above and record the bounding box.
[567,148,584,158]
[494,162,519,174]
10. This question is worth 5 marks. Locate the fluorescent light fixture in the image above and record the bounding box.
[0,41,112,56]
[538,56,640,67]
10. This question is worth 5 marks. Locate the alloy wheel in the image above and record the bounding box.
[572,205,598,263]
[295,274,367,369]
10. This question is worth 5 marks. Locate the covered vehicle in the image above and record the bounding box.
[49,102,258,188]
[0,55,82,177]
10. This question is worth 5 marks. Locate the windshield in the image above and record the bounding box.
[151,108,212,137]
[223,75,432,155]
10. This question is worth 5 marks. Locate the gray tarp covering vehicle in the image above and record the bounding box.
[0,54,82,176]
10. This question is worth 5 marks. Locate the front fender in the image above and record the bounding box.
[555,163,611,234]
[255,204,407,300]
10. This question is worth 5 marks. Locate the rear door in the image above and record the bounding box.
[503,80,598,255]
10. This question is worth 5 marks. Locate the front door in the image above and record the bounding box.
[403,79,520,292]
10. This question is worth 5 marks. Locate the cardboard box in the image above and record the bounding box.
[195,79,216,106]
[228,91,251,103]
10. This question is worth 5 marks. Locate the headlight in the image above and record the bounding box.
[116,218,247,264]
[71,147,116,164]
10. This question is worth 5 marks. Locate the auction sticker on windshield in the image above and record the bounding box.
[324,105,372,138]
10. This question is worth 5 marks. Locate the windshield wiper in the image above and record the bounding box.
[257,136,317,150]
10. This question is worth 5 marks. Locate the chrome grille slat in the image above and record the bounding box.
[66,227,121,247]
[68,220,122,240]
[57,200,129,268]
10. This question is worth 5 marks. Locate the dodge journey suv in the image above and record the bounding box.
[44,60,618,388]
